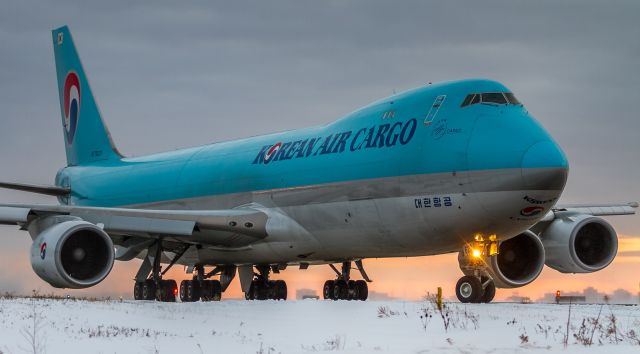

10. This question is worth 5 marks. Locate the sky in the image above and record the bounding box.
[0,1,638,301]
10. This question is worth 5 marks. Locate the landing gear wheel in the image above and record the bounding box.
[274,280,287,300]
[197,280,222,301]
[355,280,368,301]
[179,280,189,302]
[480,279,496,303]
[200,280,213,301]
[142,279,156,300]
[157,279,177,302]
[323,280,335,300]
[332,280,348,300]
[134,281,143,300]
[187,280,200,302]
[347,280,357,301]
[210,280,222,301]
[456,275,483,303]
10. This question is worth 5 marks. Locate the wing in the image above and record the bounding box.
[552,202,638,217]
[531,201,637,232]
[0,203,268,252]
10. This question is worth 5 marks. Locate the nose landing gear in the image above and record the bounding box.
[455,275,495,303]
[456,238,497,303]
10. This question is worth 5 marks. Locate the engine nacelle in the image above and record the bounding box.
[541,213,617,273]
[30,219,115,289]
[488,231,546,288]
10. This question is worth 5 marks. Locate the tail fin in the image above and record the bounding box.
[52,26,122,166]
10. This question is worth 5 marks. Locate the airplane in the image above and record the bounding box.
[0,25,636,303]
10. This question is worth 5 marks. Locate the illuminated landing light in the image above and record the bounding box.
[472,249,482,258]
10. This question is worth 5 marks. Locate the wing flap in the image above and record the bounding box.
[0,203,268,241]
[0,206,31,224]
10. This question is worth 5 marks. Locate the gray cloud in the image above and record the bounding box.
[0,1,638,294]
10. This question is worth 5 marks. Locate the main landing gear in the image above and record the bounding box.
[179,264,223,302]
[322,261,369,301]
[132,242,231,303]
[455,239,497,303]
[244,265,287,300]
[133,241,179,302]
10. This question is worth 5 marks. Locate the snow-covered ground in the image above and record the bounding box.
[0,297,638,354]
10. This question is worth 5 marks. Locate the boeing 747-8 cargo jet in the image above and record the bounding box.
[0,26,636,303]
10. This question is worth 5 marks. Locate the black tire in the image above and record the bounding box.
[187,280,200,302]
[253,280,271,301]
[332,280,348,300]
[355,280,368,301]
[134,281,143,300]
[179,280,189,302]
[200,280,213,301]
[347,280,357,301]
[455,275,483,303]
[481,280,496,303]
[210,280,222,301]
[142,279,156,300]
[160,280,177,302]
[274,280,287,300]
[323,280,334,300]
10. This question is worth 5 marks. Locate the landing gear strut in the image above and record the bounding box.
[133,240,178,302]
[244,265,287,300]
[322,261,368,301]
[456,239,497,303]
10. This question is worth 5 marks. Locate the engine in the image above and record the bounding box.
[458,231,545,288]
[30,219,115,288]
[541,213,617,273]
[487,231,546,288]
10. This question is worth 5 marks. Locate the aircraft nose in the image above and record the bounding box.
[521,140,569,190]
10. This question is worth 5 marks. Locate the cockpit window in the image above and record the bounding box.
[461,92,522,107]
[461,94,475,107]
[481,93,507,104]
[504,92,521,105]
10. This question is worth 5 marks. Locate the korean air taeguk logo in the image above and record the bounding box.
[63,71,80,144]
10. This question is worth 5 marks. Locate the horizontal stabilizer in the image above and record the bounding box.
[0,182,70,197]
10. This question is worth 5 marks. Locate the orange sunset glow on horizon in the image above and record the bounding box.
[3,231,638,303]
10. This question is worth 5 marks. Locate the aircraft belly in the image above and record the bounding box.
[133,169,563,265]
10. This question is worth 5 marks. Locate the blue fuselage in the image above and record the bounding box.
[56,79,568,213]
